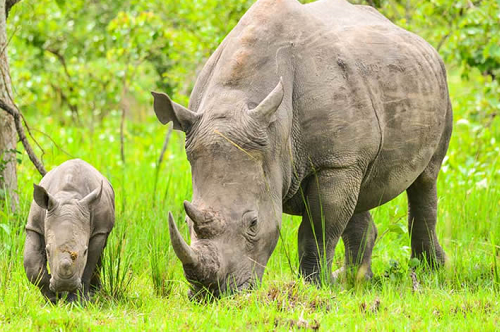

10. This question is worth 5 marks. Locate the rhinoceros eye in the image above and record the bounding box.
[249,217,258,231]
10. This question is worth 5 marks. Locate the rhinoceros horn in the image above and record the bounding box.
[248,77,284,123]
[168,212,198,266]
[184,200,206,225]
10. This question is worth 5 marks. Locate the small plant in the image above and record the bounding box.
[100,223,133,299]
[383,259,406,281]
[149,239,175,297]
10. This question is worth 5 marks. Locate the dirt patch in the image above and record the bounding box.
[359,297,381,314]
[450,300,495,318]
[274,316,320,331]
[263,281,332,313]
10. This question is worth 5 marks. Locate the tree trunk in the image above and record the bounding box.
[0,0,18,211]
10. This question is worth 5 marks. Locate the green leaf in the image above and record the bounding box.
[409,258,421,268]
[0,223,11,235]
[388,223,406,235]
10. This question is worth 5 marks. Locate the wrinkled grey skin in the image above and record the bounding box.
[24,159,115,303]
[152,0,452,298]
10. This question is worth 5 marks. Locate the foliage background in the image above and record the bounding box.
[0,0,499,330]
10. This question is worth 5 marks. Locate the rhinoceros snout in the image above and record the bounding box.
[58,258,75,278]
[49,276,82,293]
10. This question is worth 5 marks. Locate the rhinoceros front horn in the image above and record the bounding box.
[168,212,198,266]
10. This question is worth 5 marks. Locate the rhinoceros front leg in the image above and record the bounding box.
[23,230,58,303]
[333,211,377,280]
[80,233,108,300]
[298,168,362,285]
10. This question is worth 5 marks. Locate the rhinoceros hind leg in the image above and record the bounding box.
[335,211,377,281]
[407,176,446,268]
[406,100,451,268]
[298,168,363,285]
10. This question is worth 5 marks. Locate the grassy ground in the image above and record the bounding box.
[0,70,499,331]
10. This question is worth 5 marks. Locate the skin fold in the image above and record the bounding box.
[152,0,452,298]
[24,159,115,303]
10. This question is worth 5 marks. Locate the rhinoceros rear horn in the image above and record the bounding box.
[248,77,284,124]
[151,91,198,132]
[168,212,198,266]
[184,200,206,225]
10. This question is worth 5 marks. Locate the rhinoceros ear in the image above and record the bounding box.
[79,180,103,207]
[33,184,58,211]
[151,91,198,132]
[248,77,284,124]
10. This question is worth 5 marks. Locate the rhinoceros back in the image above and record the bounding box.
[26,159,115,237]
[188,0,451,210]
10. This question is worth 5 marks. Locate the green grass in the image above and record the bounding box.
[0,70,499,331]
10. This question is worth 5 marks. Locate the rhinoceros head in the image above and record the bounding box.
[153,79,286,299]
[33,182,103,293]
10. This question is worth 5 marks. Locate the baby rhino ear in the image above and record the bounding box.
[151,91,199,132]
[33,184,58,211]
[79,180,103,207]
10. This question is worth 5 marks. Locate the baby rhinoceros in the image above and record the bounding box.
[23,159,115,303]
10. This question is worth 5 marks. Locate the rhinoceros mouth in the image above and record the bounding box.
[187,278,254,301]
[49,276,82,293]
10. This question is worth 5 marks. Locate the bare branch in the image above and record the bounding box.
[45,47,71,81]
[0,48,46,163]
[0,98,46,176]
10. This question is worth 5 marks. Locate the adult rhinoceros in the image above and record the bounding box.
[152,0,452,298]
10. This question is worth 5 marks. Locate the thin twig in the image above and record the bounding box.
[0,98,46,176]
[45,47,71,81]
[19,111,45,159]
[30,128,74,158]
[157,124,173,166]
[0,24,18,58]
[45,47,80,123]
[436,33,451,52]
[119,87,127,165]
